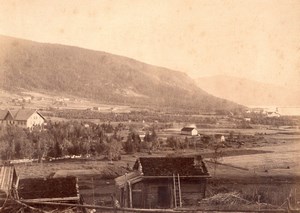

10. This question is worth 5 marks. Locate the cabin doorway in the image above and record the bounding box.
[157,186,170,208]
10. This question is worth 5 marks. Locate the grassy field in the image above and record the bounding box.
[0,89,133,113]
[13,125,300,209]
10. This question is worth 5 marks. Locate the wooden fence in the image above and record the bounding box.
[21,200,289,213]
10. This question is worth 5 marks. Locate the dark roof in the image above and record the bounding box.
[9,109,45,121]
[133,157,209,177]
[181,127,196,132]
[0,110,8,120]
[10,109,35,121]
[18,177,78,200]
[115,171,142,188]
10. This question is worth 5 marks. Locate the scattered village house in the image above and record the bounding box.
[115,156,210,209]
[180,127,198,136]
[22,96,32,102]
[267,111,281,118]
[244,117,251,122]
[93,106,101,111]
[0,109,45,129]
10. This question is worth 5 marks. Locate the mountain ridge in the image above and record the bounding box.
[0,35,242,112]
[196,75,300,107]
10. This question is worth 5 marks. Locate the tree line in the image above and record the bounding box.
[0,121,158,161]
[43,109,219,124]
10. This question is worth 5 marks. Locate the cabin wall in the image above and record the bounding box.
[181,182,206,206]
[143,181,173,209]
[119,178,207,209]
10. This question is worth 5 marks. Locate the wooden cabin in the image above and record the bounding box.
[115,156,210,209]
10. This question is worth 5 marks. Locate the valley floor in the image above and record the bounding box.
[13,126,300,211]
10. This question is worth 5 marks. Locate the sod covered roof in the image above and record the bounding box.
[132,157,209,177]
[18,177,78,200]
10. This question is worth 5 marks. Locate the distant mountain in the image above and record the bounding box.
[0,35,242,112]
[196,75,300,107]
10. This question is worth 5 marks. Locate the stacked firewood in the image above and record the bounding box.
[202,191,251,206]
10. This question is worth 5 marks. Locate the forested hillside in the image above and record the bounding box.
[0,35,242,111]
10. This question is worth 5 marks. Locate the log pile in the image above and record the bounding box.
[0,198,83,213]
[202,191,251,206]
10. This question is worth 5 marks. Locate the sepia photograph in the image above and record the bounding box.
[0,0,299,212]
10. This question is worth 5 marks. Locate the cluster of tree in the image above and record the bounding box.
[123,128,159,154]
[236,120,252,129]
[43,109,219,124]
[166,136,186,150]
[166,136,203,150]
[0,121,126,161]
[250,117,296,126]
[0,121,162,161]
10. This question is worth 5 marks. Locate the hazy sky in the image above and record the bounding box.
[0,0,299,89]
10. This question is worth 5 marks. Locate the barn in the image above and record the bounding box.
[180,127,198,136]
[115,156,210,209]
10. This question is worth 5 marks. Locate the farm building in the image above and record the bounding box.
[93,106,101,111]
[180,127,198,136]
[18,177,81,203]
[0,109,14,125]
[16,177,85,213]
[0,109,45,129]
[266,112,281,118]
[115,156,210,209]
[244,117,251,122]
[0,165,85,212]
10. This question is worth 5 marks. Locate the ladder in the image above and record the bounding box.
[173,173,182,208]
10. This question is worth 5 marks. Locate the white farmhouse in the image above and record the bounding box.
[266,112,280,118]
[180,127,198,136]
[0,109,45,129]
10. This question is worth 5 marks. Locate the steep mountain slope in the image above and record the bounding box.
[196,75,300,107]
[0,35,241,111]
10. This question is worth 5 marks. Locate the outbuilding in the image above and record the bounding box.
[180,127,198,136]
[115,156,210,209]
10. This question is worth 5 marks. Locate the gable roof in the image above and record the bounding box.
[9,109,45,121]
[0,110,8,120]
[181,127,196,132]
[0,110,14,121]
[133,156,209,177]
